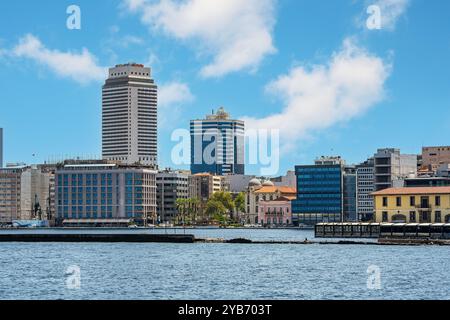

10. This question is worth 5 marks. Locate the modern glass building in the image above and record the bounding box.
[55,163,157,226]
[343,167,357,222]
[190,107,245,176]
[292,163,344,225]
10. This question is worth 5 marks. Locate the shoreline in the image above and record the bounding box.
[0,229,448,245]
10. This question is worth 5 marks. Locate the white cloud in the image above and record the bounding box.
[108,26,145,47]
[243,38,392,152]
[365,0,410,30]
[158,81,195,129]
[159,81,194,107]
[123,0,277,78]
[145,52,160,68]
[12,34,107,84]
[120,35,145,47]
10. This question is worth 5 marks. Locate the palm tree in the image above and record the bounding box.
[175,198,187,226]
[234,192,246,224]
[190,197,200,225]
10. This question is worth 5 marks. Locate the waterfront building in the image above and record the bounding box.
[102,63,158,166]
[356,158,375,221]
[190,107,245,176]
[292,157,345,226]
[421,146,450,172]
[258,195,295,227]
[0,165,53,224]
[55,162,157,226]
[372,186,450,223]
[38,164,57,221]
[156,169,190,223]
[189,173,229,202]
[343,166,358,222]
[374,148,417,191]
[245,178,296,225]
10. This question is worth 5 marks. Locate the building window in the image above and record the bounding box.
[396,197,401,207]
[435,211,442,223]
[409,211,416,222]
[410,196,415,206]
[435,196,441,207]
[382,212,388,222]
[420,212,430,223]
[382,197,388,207]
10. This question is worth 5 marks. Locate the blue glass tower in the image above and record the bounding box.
[190,107,245,175]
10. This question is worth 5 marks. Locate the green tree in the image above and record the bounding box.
[234,192,246,213]
[205,192,235,225]
[205,199,227,223]
[175,198,188,226]
[233,192,246,223]
[210,191,235,212]
[189,197,200,225]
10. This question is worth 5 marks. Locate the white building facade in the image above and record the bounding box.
[156,170,190,223]
[0,166,53,223]
[102,63,158,166]
[356,159,375,221]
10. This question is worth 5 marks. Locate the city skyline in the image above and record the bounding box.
[0,0,450,175]
[2,1,450,305]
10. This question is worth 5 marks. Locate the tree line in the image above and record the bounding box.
[175,191,246,226]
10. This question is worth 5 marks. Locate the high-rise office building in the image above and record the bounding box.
[292,157,345,226]
[102,63,158,166]
[190,107,245,175]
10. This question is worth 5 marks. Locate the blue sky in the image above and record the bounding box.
[0,0,449,175]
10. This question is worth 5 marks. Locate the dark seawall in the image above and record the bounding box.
[0,233,195,243]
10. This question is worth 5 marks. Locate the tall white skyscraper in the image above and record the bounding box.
[102,63,158,166]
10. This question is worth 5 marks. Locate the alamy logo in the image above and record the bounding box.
[66,5,81,30]
[367,265,382,290]
[170,128,280,176]
[366,5,382,30]
[65,265,81,290]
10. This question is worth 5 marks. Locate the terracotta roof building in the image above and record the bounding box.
[372,187,450,223]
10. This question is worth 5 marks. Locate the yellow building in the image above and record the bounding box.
[372,187,450,223]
